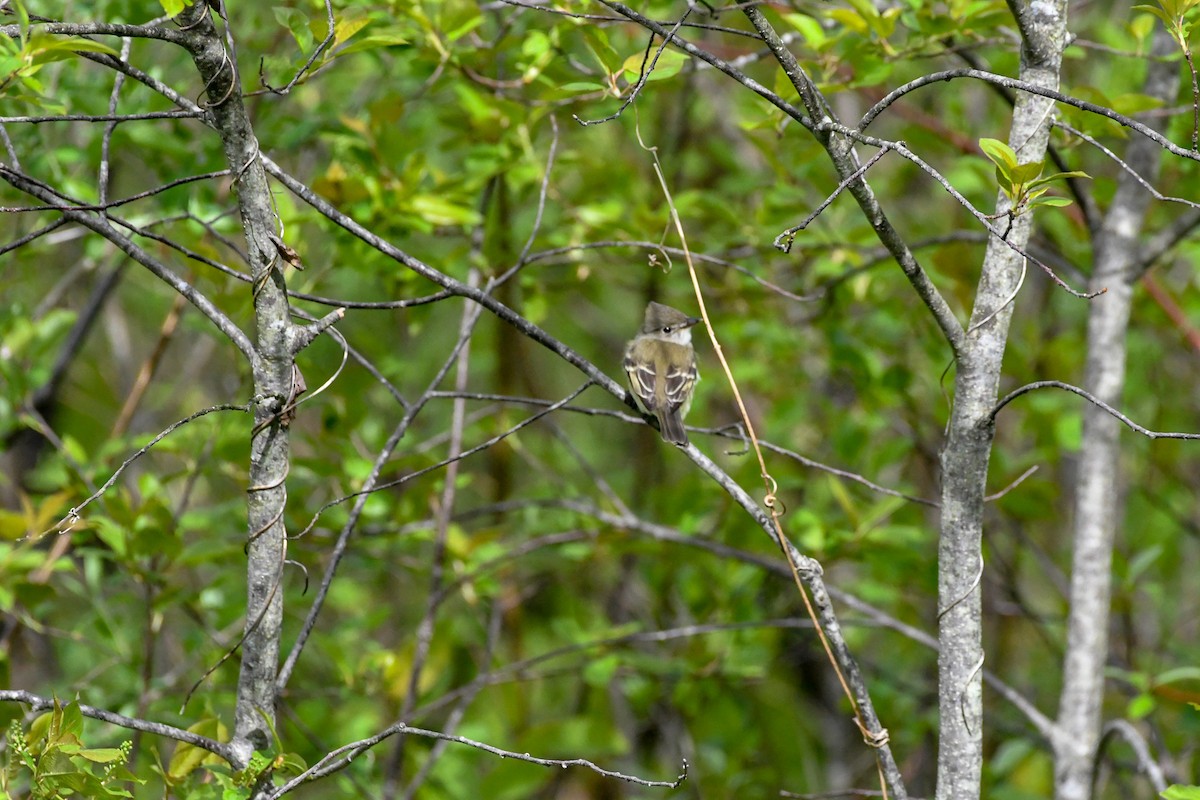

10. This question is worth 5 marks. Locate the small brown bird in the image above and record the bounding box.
[623,302,701,446]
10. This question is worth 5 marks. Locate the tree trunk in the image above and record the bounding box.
[178,4,293,770]
[1054,27,1179,800]
[936,2,1069,797]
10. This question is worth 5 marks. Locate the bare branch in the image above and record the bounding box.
[288,307,345,353]
[859,68,1200,162]
[36,402,251,540]
[991,380,1200,439]
[268,721,686,798]
[0,20,190,45]
[0,110,204,124]
[590,0,812,128]
[1093,719,1168,794]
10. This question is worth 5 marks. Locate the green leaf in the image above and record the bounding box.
[783,13,828,48]
[1054,412,1082,451]
[1130,12,1158,44]
[27,34,120,65]
[336,32,410,56]
[827,7,871,34]
[1128,692,1156,719]
[1153,665,1200,685]
[845,0,882,23]
[581,27,620,73]
[1027,170,1091,190]
[159,0,192,15]
[994,166,1014,195]
[15,0,31,46]
[275,751,308,777]
[1162,785,1200,800]
[1133,4,1175,26]
[29,707,54,747]
[59,699,85,741]
[522,30,552,61]
[54,39,121,56]
[1026,195,1073,208]
[167,718,228,782]
[73,747,126,763]
[621,48,687,83]
[557,82,605,93]
[274,7,315,52]
[979,137,1019,176]
[1009,160,1044,185]
[409,195,483,226]
[333,10,372,46]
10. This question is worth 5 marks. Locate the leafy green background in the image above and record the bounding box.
[2,0,1200,797]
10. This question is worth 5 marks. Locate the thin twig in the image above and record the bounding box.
[1092,719,1168,795]
[573,10,691,127]
[259,0,336,94]
[774,146,893,252]
[35,402,252,540]
[991,380,1200,439]
[267,721,687,798]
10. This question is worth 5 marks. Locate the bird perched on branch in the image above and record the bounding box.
[623,301,701,446]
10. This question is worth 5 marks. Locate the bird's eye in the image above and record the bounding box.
[662,326,672,334]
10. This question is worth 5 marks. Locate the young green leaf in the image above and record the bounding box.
[979,137,1019,175]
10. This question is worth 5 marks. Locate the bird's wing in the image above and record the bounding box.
[662,359,698,413]
[623,353,660,411]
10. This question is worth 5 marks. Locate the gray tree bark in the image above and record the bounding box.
[936,2,1069,797]
[1053,27,1179,800]
[174,5,334,774]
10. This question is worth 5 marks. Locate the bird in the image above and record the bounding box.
[623,301,701,446]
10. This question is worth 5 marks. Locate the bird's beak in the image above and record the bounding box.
[683,316,702,329]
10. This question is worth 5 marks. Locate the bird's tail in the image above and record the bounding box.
[657,409,689,446]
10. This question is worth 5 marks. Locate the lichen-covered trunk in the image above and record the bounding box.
[178,4,293,768]
[936,3,1068,797]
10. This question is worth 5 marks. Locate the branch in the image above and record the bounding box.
[403,495,1060,745]
[263,156,625,395]
[816,122,1099,300]
[991,380,1200,439]
[0,110,204,124]
[383,277,487,797]
[1092,719,1168,794]
[35,402,251,539]
[288,307,345,353]
[0,20,190,45]
[573,12,691,127]
[0,689,233,763]
[516,239,818,302]
[278,309,560,690]
[741,6,965,357]
[1138,208,1200,276]
[268,722,686,798]
[258,0,335,95]
[1054,120,1200,212]
[859,68,1200,162]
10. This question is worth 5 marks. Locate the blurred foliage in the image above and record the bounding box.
[2,0,1200,798]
